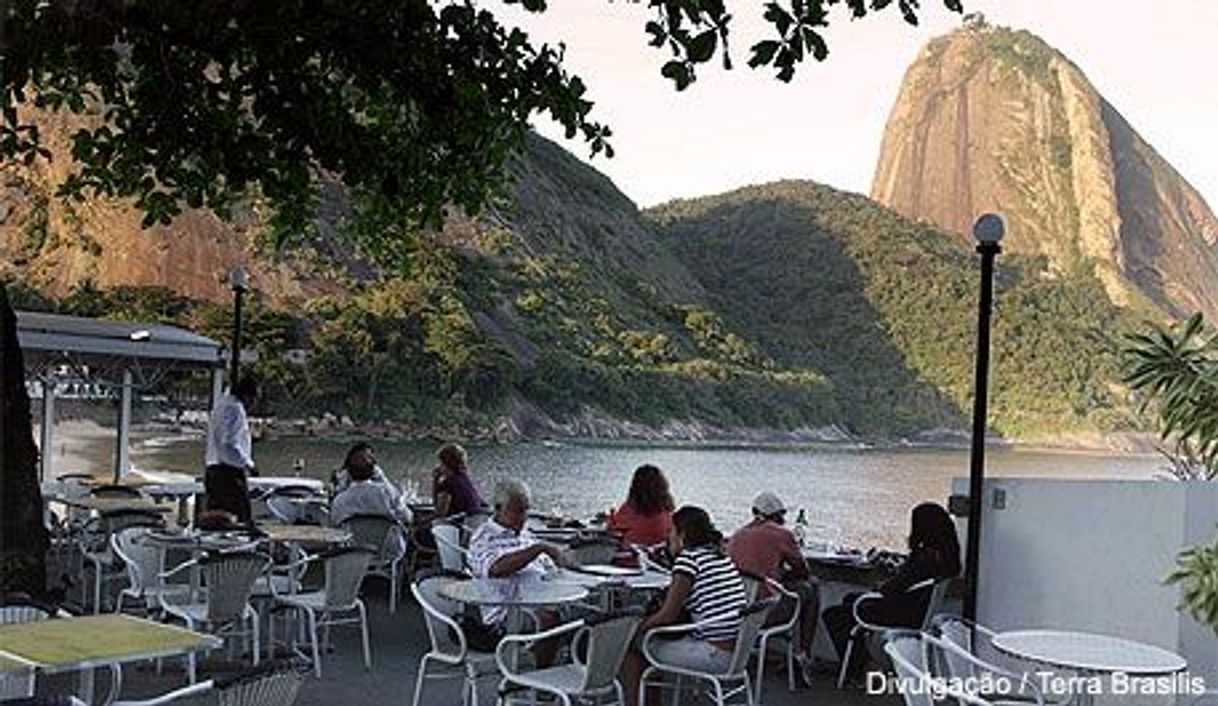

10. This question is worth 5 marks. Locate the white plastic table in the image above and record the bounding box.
[441,577,588,670]
[440,577,589,608]
[992,629,1187,706]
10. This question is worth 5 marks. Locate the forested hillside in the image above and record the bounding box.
[648,181,1144,438]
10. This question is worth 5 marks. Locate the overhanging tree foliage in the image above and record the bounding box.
[0,0,963,594]
[1124,313,1218,479]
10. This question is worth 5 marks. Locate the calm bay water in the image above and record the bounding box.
[129,437,1161,551]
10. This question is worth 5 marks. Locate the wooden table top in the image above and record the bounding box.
[259,523,351,545]
[53,496,172,514]
[0,615,220,673]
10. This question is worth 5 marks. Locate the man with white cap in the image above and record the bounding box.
[727,491,819,682]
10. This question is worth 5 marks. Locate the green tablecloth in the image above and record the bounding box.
[0,615,219,671]
[0,650,34,673]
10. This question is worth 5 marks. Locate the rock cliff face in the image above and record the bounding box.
[0,107,362,305]
[872,24,1218,317]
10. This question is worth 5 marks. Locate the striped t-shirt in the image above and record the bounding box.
[673,545,747,642]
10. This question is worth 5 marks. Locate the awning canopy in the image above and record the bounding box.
[16,310,254,482]
[17,310,231,369]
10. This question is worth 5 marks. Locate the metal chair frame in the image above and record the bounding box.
[836,576,951,688]
[269,546,374,677]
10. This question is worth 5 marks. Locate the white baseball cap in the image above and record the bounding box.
[752,492,786,517]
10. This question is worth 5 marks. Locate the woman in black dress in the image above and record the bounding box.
[822,502,962,681]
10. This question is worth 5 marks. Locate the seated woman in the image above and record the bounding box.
[822,502,962,682]
[622,506,747,706]
[607,464,674,547]
[431,443,484,518]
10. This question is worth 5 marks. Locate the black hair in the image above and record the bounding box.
[671,505,723,548]
[344,442,375,481]
[232,375,260,403]
[627,464,675,517]
[909,502,962,578]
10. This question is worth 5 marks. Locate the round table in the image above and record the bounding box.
[440,577,588,607]
[441,577,589,668]
[992,630,1187,705]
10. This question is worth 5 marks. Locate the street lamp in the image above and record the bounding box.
[964,213,1004,622]
[228,265,249,387]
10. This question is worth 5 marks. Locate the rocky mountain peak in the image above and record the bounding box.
[872,25,1218,318]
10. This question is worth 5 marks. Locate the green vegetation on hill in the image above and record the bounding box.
[648,181,1142,437]
[6,136,1148,440]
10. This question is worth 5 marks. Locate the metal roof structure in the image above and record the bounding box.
[16,310,253,482]
[17,310,229,369]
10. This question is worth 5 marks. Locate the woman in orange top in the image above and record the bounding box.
[608,464,674,546]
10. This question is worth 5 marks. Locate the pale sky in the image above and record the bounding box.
[502,0,1218,209]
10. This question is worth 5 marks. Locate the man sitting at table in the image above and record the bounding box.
[331,448,412,557]
[331,442,399,498]
[727,491,819,682]
[468,479,566,661]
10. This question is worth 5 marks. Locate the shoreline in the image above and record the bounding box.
[39,413,1162,471]
[136,420,1159,457]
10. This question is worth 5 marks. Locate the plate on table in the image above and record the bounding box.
[571,564,643,578]
[804,550,869,566]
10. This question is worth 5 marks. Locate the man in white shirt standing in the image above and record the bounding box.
[204,376,258,524]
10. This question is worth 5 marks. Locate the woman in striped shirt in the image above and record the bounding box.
[622,505,748,706]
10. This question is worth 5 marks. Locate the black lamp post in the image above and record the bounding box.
[964,213,1004,622]
[228,266,248,387]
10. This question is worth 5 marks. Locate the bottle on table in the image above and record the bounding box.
[793,507,809,547]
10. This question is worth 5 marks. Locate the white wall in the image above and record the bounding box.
[953,478,1218,705]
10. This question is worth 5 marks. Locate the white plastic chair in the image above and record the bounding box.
[340,514,406,614]
[495,609,642,706]
[433,522,469,573]
[0,651,36,699]
[0,602,49,699]
[270,546,374,677]
[111,527,192,615]
[837,576,950,687]
[411,569,499,706]
[112,661,305,706]
[639,598,776,706]
[159,551,269,683]
[885,633,1045,706]
[930,615,1064,705]
[79,508,165,613]
[753,578,802,702]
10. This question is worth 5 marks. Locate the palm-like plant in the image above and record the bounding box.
[1124,313,1218,479]
[1166,537,1218,631]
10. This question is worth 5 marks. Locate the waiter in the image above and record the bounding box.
[204,376,259,524]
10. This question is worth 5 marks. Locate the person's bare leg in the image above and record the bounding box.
[533,610,561,667]
[622,649,644,706]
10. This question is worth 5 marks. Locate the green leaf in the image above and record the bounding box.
[748,40,781,67]
[688,30,718,63]
[660,60,693,90]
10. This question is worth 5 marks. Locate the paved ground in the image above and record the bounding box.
[39,582,899,705]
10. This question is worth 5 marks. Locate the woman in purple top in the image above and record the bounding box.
[432,443,484,517]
